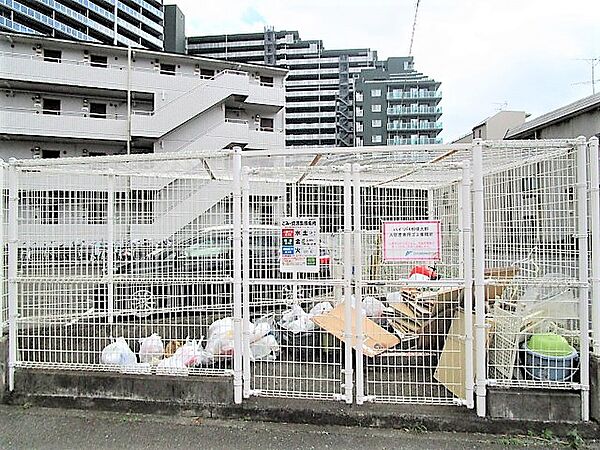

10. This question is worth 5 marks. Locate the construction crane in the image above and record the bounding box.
[408,0,421,56]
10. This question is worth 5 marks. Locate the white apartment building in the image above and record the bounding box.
[0,31,287,242]
[0,31,286,159]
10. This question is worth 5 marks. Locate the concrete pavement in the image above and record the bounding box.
[0,404,597,449]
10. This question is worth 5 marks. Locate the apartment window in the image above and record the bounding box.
[42,98,61,115]
[371,135,382,143]
[260,117,274,131]
[90,54,108,68]
[355,92,363,102]
[371,119,382,128]
[90,103,107,119]
[260,76,274,86]
[200,68,215,78]
[370,89,381,97]
[43,49,61,63]
[160,63,176,75]
[371,104,382,113]
[356,107,363,117]
[42,150,60,159]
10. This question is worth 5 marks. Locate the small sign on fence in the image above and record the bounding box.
[280,217,320,273]
[382,220,441,261]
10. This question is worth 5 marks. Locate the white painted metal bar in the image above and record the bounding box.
[241,166,251,398]
[589,137,600,356]
[472,140,487,417]
[352,163,365,404]
[291,182,298,303]
[7,162,18,391]
[232,148,243,404]
[0,163,5,332]
[106,172,115,324]
[343,164,353,404]
[576,137,590,421]
[462,161,475,409]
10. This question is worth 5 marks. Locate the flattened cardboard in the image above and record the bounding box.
[312,304,400,357]
[433,310,467,399]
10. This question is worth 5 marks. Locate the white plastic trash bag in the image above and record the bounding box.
[308,301,333,317]
[279,304,314,333]
[101,337,137,366]
[206,318,235,356]
[138,333,164,364]
[250,334,280,361]
[362,296,385,323]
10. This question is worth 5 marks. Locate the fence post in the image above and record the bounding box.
[472,139,486,417]
[7,162,18,391]
[462,161,475,409]
[0,162,5,334]
[576,136,590,421]
[343,164,353,404]
[352,163,365,404]
[241,166,251,398]
[232,147,243,404]
[107,171,115,324]
[589,137,600,356]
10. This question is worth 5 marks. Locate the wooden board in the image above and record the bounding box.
[433,310,468,399]
[312,303,400,357]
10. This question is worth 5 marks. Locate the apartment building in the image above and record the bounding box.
[354,57,442,146]
[0,31,286,242]
[0,0,164,50]
[0,31,286,159]
[187,29,377,147]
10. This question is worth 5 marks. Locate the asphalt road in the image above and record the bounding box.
[0,404,594,449]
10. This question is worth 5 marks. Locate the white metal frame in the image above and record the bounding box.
[3,139,594,419]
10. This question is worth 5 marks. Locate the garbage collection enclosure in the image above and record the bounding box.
[4,138,594,419]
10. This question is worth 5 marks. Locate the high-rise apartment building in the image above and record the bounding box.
[0,0,164,50]
[187,29,378,147]
[354,57,442,146]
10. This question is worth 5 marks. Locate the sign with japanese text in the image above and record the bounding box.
[382,221,441,261]
[280,217,320,273]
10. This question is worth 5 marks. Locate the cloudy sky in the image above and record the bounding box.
[168,0,600,141]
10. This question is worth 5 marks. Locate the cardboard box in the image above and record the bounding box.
[312,303,400,357]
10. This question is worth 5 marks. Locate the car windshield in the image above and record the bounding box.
[183,232,231,257]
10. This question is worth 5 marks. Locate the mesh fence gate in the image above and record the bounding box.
[3,140,595,419]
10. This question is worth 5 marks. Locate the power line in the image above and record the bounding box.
[408,0,421,56]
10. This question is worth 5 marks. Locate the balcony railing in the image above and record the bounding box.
[387,137,443,145]
[387,122,443,131]
[387,106,442,116]
[386,91,442,100]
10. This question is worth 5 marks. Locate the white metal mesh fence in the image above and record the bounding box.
[3,140,594,416]
[12,152,238,377]
[0,163,7,334]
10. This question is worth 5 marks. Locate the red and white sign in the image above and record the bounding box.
[382,221,441,262]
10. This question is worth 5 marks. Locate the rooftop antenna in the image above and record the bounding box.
[408,0,421,56]
[492,101,508,111]
[573,57,600,94]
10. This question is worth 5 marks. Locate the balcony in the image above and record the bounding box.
[0,107,128,140]
[387,137,443,145]
[387,106,442,116]
[386,91,442,101]
[387,121,443,131]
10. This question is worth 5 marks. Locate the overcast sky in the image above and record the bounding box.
[168,0,600,141]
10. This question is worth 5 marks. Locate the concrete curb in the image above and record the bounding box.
[5,389,599,439]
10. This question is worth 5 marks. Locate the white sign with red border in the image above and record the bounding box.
[279,217,320,273]
[382,220,441,261]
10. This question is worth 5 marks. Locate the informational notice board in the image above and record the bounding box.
[382,220,441,261]
[280,217,320,273]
